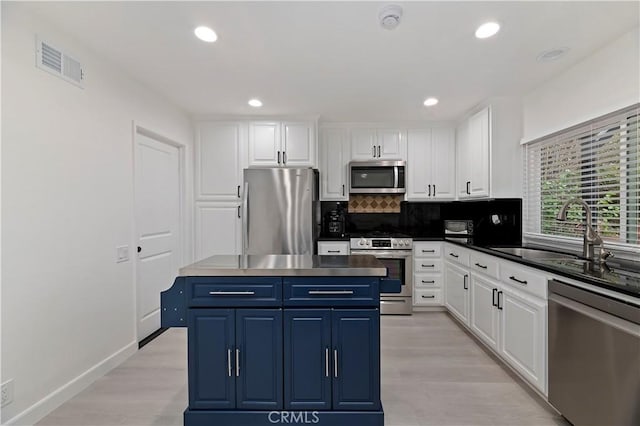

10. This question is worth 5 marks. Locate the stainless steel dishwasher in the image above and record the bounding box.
[548,279,640,426]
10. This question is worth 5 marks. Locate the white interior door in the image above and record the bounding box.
[135,132,181,341]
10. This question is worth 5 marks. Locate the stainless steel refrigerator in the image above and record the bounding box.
[242,168,320,255]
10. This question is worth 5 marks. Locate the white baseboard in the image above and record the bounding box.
[5,341,138,426]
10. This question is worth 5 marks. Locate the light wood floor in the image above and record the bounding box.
[37,312,567,426]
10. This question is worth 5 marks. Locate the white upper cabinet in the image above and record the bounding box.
[457,107,490,198]
[406,127,455,200]
[196,121,246,201]
[350,128,406,161]
[319,128,349,201]
[248,121,316,167]
[282,121,315,166]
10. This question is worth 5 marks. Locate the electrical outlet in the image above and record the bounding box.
[1,379,14,407]
[116,245,130,263]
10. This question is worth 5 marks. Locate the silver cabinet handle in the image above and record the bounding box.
[334,349,338,378]
[421,295,436,299]
[421,280,435,284]
[325,348,329,377]
[227,349,232,377]
[308,290,354,295]
[208,291,256,296]
[475,263,488,269]
[235,348,240,377]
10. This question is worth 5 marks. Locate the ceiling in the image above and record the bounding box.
[19,1,640,122]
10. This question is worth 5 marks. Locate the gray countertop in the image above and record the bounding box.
[179,254,387,277]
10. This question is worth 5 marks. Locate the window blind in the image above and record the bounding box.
[524,104,639,246]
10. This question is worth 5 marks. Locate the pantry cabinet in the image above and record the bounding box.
[319,128,349,201]
[406,128,455,200]
[249,121,316,167]
[457,107,490,198]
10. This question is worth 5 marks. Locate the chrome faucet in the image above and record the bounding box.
[556,198,611,262]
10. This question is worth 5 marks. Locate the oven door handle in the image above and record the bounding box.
[350,250,412,258]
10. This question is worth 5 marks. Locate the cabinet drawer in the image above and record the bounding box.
[500,261,547,299]
[414,288,443,306]
[415,259,442,273]
[444,245,470,266]
[470,253,499,279]
[414,273,443,288]
[413,242,442,258]
[283,277,378,307]
[317,241,350,255]
[187,277,282,307]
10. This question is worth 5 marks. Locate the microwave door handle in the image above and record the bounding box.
[394,166,398,188]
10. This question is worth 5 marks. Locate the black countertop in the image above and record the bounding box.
[445,238,640,300]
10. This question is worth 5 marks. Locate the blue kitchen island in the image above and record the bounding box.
[161,254,399,426]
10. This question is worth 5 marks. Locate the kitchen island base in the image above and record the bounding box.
[184,409,384,426]
[161,255,398,426]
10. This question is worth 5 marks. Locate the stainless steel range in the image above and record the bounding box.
[350,235,413,315]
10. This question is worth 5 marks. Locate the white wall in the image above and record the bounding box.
[1,4,193,425]
[523,27,640,142]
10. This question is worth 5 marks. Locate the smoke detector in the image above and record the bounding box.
[379,5,403,30]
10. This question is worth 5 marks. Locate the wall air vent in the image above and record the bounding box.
[36,37,84,88]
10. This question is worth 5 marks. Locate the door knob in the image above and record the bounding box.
[137,246,142,253]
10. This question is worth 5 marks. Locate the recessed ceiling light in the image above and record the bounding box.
[248,99,263,108]
[423,97,439,107]
[475,22,500,39]
[537,47,570,62]
[194,26,218,43]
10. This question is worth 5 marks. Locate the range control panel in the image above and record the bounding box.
[350,238,413,250]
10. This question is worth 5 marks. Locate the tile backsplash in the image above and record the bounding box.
[348,195,403,213]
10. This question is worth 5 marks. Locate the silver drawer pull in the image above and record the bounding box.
[421,295,436,299]
[509,276,528,285]
[421,264,435,268]
[209,291,256,296]
[325,348,329,377]
[334,349,339,378]
[421,280,435,284]
[474,263,488,269]
[235,348,240,377]
[227,349,232,377]
[421,249,435,253]
[308,290,354,295]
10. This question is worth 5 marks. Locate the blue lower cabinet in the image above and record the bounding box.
[188,308,283,411]
[235,309,283,410]
[284,309,332,410]
[188,309,235,409]
[332,309,381,411]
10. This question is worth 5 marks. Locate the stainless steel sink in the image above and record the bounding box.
[488,247,581,260]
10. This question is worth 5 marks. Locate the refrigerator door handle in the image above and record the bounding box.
[242,181,249,254]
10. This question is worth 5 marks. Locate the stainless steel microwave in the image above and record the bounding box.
[349,160,406,194]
